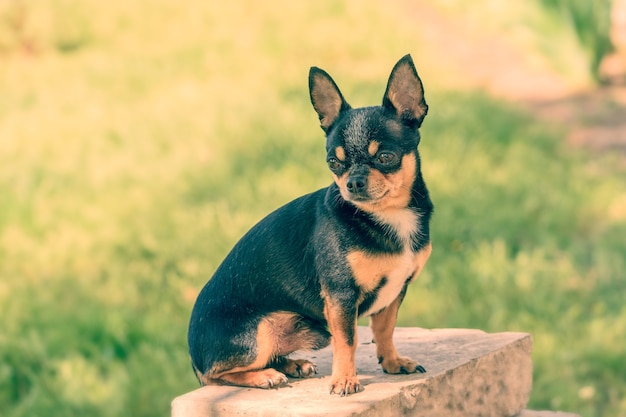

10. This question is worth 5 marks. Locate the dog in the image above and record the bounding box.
[188,54,433,396]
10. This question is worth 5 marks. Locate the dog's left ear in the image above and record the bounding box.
[383,54,428,128]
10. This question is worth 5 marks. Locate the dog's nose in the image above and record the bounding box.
[346,175,368,194]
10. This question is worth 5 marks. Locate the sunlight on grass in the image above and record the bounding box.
[429,0,593,87]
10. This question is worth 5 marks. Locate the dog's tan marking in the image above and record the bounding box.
[348,242,431,318]
[370,291,421,374]
[322,296,361,395]
[348,248,415,317]
[378,153,416,209]
[217,368,288,389]
[196,323,277,386]
[201,312,326,387]
[353,153,417,212]
[206,315,278,382]
[335,146,346,161]
[368,140,380,157]
[370,289,404,368]
[347,251,403,292]
[369,242,431,373]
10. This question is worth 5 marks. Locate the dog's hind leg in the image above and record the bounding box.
[216,368,290,388]
[202,312,330,388]
[266,313,329,378]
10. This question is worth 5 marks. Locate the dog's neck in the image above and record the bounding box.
[371,207,421,248]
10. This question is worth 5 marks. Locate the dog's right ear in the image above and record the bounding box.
[309,67,351,132]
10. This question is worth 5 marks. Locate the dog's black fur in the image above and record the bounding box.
[188,54,433,396]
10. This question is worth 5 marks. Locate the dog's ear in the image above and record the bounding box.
[382,54,428,128]
[309,67,351,132]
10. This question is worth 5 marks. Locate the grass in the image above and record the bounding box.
[1,1,625,417]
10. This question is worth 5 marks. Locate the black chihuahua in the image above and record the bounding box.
[188,54,433,396]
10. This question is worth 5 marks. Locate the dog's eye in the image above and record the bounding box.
[377,152,397,165]
[327,157,343,171]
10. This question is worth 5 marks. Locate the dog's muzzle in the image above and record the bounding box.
[346,166,370,200]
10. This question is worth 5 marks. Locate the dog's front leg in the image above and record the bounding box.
[370,284,426,374]
[323,295,362,396]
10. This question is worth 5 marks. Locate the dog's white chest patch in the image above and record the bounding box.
[373,208,420,246]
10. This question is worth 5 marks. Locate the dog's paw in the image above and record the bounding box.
[380,356,426,374]
[251,369,289,389]
[278,358,318,378]
[329,375,363,396]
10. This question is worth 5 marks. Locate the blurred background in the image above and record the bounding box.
[1,1,625,416]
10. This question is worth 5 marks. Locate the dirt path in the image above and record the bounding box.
[530,86,626,156]
[404,2,626,161]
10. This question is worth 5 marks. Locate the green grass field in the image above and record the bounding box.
[1,1,625,416]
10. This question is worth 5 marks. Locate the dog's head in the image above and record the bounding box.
[309,54,428,212]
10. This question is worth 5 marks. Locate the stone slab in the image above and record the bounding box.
[172,327,532,417]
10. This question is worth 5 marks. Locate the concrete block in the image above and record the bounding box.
[172,327,532,417]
